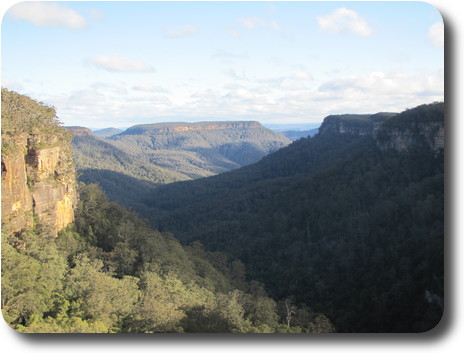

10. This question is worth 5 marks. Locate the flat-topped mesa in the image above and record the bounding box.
[65,126,93,136]
[318,113,396,138]
[120,121,263,136]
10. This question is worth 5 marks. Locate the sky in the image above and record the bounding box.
[1,1,444,129]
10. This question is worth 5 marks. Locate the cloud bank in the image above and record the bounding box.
[429,21,444,46]
[318,8,372,37]
[89,54,155,73]
[8,2,87,29]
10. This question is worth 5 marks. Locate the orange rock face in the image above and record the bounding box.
[1,136,77,236]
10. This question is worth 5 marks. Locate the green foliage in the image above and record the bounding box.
[145,103,444,332]
[1,89,71,156]
[2,181,331,333]
[1,230,67,327]
[381,102,444,128]
[71,135,187,184]
[69,121,290,214]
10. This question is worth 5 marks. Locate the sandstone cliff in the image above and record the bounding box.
[318,103,444,152]
[119,121,263,136]
[1,89,77,236]
[65,126,93,137]
[318,113,395,138]
[375,103,444,152]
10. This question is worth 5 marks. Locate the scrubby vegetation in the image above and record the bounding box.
[1,89,71,155]
[2,183,334,333]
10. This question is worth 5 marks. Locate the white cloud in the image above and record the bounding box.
[429,21,444,46]
[223,68,248,81]
[238,17,281,31]
[317,8,372,37]
[318,70,444,106]
[89,54,155,73]
[33,68,442,128]
[166,25,197,38]
[256,76,283,84]
[292,70,314,81]
[7,2,87,29]
[89,82,128,96]
[280,80,306,91]
[132,84,168,93]
[213,49,247,62]
[41,86,174,128]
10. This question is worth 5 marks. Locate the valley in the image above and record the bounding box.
[1,0,445,336]
[1,89,444,333]
[136,103,445,332]
[68,120,290,213]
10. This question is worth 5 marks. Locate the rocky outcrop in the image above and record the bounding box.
[376,121,444,152]
[318,113,395,138]
[1,141,34,233]
[65,126,93,136]
[317,103,444,152]
[376,103,444,152]
[2,96,78,236]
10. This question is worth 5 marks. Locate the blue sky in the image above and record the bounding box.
[1,1,444,128]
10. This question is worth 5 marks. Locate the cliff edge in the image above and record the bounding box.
[1,89,77,235]
[318,102,444,152]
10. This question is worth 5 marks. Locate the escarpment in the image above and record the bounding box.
[318,102,444,152]
[375,103,444,152]
[1,89,77,236]
[119,121,263,136]
[64,126,93,137]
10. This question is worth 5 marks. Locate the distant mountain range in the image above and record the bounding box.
[93,127,124,138]
[263,122,321,132]
[67,121,290,210]
[280,128,319,141]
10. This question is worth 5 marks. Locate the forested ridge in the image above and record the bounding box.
[1,89,443,333]
[144,103,444,332]
[69,121,290,215]
[1,89,334,333]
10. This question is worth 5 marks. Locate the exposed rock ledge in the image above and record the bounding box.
[120,121,263,135]
[1,134,77,236]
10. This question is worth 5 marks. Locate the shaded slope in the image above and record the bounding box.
[109,120,291,178]
[70,121,291,206]
[71,134,188,183]
[143,103,444,332]
[2,90,334,333]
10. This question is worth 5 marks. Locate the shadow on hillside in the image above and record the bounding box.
[78,168,160,220]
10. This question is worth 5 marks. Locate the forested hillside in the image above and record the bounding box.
[1,89,334,333]
[110,121,290,179]
[69,121,290,213]
[144,103,444,332]
[2,183,335,333]
[69,133,188,213]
